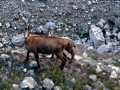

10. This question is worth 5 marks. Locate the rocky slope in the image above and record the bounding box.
[0,0,120,90]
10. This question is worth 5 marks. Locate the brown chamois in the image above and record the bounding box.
[49,28,75,64]
[24,24,71,70]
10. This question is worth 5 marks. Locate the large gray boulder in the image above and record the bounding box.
[89,25,105,48]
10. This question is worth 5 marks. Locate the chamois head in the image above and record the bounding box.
[24,24,32,39]
[48,26,56,37]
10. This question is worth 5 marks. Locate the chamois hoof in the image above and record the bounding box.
[59,65,64,71]
[69,61,72,64]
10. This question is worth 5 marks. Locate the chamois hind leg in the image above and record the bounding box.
[24,50,30,68]
[56,52,67,70]
[66,48,75,64]
[34,52,40,68]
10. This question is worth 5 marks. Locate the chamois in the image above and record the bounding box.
[24,24,73,70]
[48,28,75,64]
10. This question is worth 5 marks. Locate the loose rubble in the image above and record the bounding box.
[0,0,120,90]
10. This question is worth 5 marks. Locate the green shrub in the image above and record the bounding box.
[44,66,66,85]
[113,62,120,67]
[0,82,11,90]
[91,55,99,61]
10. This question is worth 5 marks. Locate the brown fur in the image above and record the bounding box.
[51,37,75,64]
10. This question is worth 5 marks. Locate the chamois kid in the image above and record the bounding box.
[24,24,70,70]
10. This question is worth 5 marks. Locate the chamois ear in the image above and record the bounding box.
[48,26,51,31]
[28,24,32,31]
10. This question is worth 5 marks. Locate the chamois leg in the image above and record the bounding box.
[34,53,40,68]
[24,50,30,68]
[56,52,67,70]
[66,48,74,64]
[50,53,54,59]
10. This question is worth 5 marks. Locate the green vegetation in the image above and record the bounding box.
[0,82,11,90]
[0,59,4,68]
[113,61,120,67]
[91,55,99,61]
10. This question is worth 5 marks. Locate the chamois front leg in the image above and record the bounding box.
[24,50,30,68]
[34,52,40,68]
[66,48,75,64]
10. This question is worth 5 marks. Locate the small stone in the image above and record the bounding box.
[89,74,97,82]
[12,84,19,90]
[54,86,62,90]
[110,70,118,79]
[70,78,76,84]
[29,61,38,68]
[23,68,27,73]
[6,22,10,28]
[42,78,54,89]
[74,55,82,61]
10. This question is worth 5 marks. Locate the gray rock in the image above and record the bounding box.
[96,44,112,54]
[11,34,24,47]
[110,70,118,79]
[6,22,10,28]
[94,80,104,88]
[0,54,11,60]
[70,78,76,84]
[42,78,54,90]
[89,74,97,82]
[29,61,38,68]
[83,85,92,90]
[20,11,31,18]
[0,43,3,47]
[20,77,37,89]
[27,69,35,76]
[89,25,105,48]
[103,87,110,90]
[12,84,19,90]
[53,86,62,90]
[44,22,56,30]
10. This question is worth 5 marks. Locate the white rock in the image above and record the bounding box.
[0,54,10,60]
[110,70,118,79]
[99,19,106,24]
[12,84,19,90]
[21,0,25,2]
[6,22,10,28]
[23,68,27,73]
[96,65,102,73]
[42,78,54,89]
[83,51,88,57]
[0,43,3,48]
[0,23,2,27]
[108,65,120,72]
[88,1,92,5]
[54,86,62,90]
[96,22,104,28]
[89,75,97,81]
[74,55,82,61]
[20,77,37,89]
[70,78,76,84]
[117,32,120,40]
